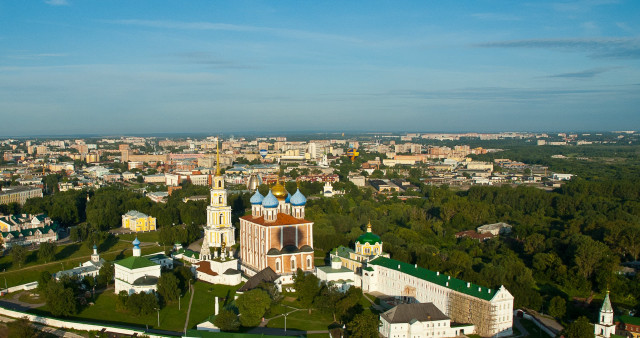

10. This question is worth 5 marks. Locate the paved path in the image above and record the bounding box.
[183,283,195,333]
[362,292,385,312]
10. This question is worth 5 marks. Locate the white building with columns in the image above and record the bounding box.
[200,150,236,260]
[114,238,161,295]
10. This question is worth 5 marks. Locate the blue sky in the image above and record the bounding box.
[1,1,639,135]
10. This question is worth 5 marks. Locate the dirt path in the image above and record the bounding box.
[183,283,195,333]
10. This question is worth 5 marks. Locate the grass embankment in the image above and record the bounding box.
[0,239,163,287]
[29,281,242,332]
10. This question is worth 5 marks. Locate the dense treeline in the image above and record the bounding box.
[307,178,640,322]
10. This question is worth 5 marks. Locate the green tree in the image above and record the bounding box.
[548,296,566,319]
[293,269,321,313]
[213,308,240,331]
[157,273,181,303]
[127,292,158,316]
[564,316,593,338]
[38,242,57,263]
[99,262,115,286]
[346,312,379,338]
[37,271,52,293]
[11,245,27,268]
[45,280,77,317]
[235,288,271,327]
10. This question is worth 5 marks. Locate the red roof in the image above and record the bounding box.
[240,213,311,226]
[195,261,218,276]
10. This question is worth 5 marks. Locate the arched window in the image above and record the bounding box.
[307,256,312,269]
[275,259,281,272]
[219,196,223,204]
[291,257,296,271]
[219,214,224,224]
[218,181,222,188]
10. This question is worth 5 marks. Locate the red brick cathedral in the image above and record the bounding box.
[240,181,314,282]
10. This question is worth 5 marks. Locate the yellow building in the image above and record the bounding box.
[330,222,388,273]
[122,210,157,232]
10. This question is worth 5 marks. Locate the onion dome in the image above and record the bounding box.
[290,188,307,206]
[132,237,141,247]
[285,192,292,204]
[93,244,97,250]
[262,191,279,208]
[356,222,380,245]
[271,180,288,200]
[250,190,264,205]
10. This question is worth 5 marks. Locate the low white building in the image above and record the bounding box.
[552,173,573,181]
[194,259,241,286]
[363,257,514,337]
[315,257,356,292]
[379,303,475,338]
[55,245,105,281]
[114,238,161,295]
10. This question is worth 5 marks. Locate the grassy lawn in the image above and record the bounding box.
[117,231,160,243]
[17,291,43,304]
[266,309,334,331]
[186,282,243,329]
[0,241,163,288]
[26,281,242,332]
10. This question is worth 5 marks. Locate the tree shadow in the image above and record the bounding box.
[25,251,38,265]
[115,249,126,261]
[55,243,80,261]
[99,234,119,253]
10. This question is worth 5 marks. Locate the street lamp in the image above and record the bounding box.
[283,312,288,335]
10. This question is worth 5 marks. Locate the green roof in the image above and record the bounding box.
[332,245,354,259]
[619,315,640,326]
[368,256,495,301]
[356,232,381,245]
[115,256,158,269]
[317,266,353,274]
[331,256,342,262]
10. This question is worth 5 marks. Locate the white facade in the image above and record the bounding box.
[194,259,242,286]
[594,292,616,338]
[114,242,161,295]
[363,257,514,337]
[200,173,236,260]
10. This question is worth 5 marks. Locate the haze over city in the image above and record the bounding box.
[1,0,639,136]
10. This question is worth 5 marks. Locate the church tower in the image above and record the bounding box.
[594,291,616,338]
[200,140,236,260]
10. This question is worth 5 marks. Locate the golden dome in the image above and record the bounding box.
[271,180,288,200]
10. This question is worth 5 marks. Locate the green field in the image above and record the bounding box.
[0,241,164,288]
[117,231,161,243]
[28,281,242,332]
[266,309,334,331]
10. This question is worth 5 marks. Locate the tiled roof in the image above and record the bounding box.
[368,256,495,301]
[240,213,311,226]
[381,303,449,324]
[196,261,218,276]
[115,256,158,269]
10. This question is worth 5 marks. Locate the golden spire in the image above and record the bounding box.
[216,137,221,176]
[367,220,372,233]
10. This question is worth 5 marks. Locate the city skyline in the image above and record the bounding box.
[1,0,639,136]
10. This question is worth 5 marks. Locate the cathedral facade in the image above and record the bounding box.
[239,181,314,283]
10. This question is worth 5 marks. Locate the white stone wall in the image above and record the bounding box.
[0,305,164,337]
